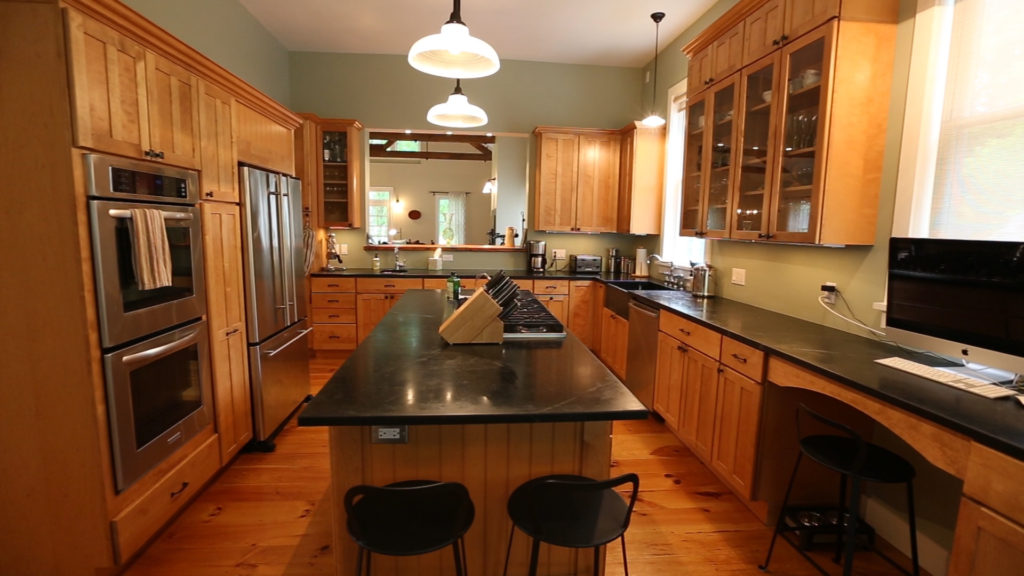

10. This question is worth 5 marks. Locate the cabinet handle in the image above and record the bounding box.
[327,299,339,303]
[781,34,789,42]
[169,481,189,498]
[225,328,240,336]
[205,190,215,198]
[327,283,340,288]
[384,283,396,288]
[772,38,781,46]
[676,345,689,353]
[328,314,340,319]
[329,335,340,339]
[678,327,691,336]
[717,367,724,374]
[731,353,748,364]
[143,149,153,158]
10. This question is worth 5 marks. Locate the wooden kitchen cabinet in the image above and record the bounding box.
[617,122,664,235]
[198,80,237,202]
[685,0,897,245]
[680,75,740,238]
[297,115,364,229]
[568,281,597,348]
[654,331,686,432]
[235,101,295,175]
[949,499,1024,576]
[534,127,620,233]
[200,202,252,464]
[687,47,713,96]
[591,281,605,355]
[679,347,720,462]
[311,277,357,350]
[711,365,763,500]
[65,8,201,168]
[355,278,423,343]
[599,307,629,380]
[688,21,744,95]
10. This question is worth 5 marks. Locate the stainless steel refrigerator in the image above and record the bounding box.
[239,165,311,447]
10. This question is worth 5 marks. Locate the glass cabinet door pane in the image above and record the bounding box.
[775,36,824,236]
[680,100,706,233]
[735,59,777,236]
[705,82,736,234]
[322,130,350,225]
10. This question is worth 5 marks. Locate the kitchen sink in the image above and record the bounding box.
[604,280,673,291]
[379,269,408,274]
[604,280,675,317]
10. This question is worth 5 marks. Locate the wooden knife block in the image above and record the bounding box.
[438,288,504,344]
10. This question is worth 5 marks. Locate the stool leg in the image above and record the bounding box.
[621,535,630,576]
[760,452,803,571]
[528,538,541,576]
[452,539,465,576]
[907,481,920,576]
[842,477,861,576]
[355,547,364,576]
[502,526,515,576]
[834,473,847,564]
[593,545,601,576]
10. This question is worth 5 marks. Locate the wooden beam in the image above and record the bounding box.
[369,147,492,162]
[369,131,495,145]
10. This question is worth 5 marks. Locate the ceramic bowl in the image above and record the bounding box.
[761,90,772,103]
[801,69,821,86]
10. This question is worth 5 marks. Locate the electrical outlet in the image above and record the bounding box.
[821,282,837,305]
[371,425,408,444]
[340,243,348,255]
[442,254,454,262]
[551,248,566,260]
[731,268,746,286]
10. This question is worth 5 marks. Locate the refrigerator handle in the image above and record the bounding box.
[279,177,297,325]
[268,180,287,322]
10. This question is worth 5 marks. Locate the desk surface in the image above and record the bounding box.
[636,291,1024,461]
[299,290,648,426]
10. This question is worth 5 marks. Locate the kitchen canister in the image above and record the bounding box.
[635,248,648,277]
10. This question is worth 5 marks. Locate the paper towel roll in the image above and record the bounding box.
[635,248,648,277]
[428,257,442,270]
[504,226,516,246]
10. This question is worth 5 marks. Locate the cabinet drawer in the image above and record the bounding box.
[313,308,356,324]
[533,280,569,295]
[356,278,423,293]
[111,434,220,563]
[659,312,721,359]
[512,279,534,291]
[313,324,358,349]
[311,277,355,292]
[423,278,446,290]
[720,336,765,381]
[311,293,356,309]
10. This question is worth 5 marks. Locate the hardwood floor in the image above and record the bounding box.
[123,351,921,575]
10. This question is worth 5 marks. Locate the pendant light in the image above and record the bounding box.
[641,12,667,127]
[408,0,500,79]
[427,79,488,128]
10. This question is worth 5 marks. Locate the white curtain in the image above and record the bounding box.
[445,192,467,245]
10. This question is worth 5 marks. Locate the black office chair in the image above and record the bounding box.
[759,404,919,576]
[344,479,475,576]
[502,473,640,576]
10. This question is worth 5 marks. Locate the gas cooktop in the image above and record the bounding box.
[501,290,566,340]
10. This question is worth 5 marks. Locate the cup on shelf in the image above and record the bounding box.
[761,90,772,103]
[801,69,821,86]
[788,77,803,93]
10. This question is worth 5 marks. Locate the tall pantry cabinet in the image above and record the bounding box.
[0,1,300,574]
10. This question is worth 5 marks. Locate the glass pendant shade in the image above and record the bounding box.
[642,114,666,127]
[408,10,499,79]
[427,80,488,128]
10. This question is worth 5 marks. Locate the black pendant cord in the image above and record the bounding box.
[447,0,464,25]
[650,12,665,114]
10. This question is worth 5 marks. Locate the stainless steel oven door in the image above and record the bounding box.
[89,199,206,348]
[103,320,212,491]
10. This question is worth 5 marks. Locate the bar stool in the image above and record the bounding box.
[344,479,475,576]
[502,473,639,576]
[759,404,919,576]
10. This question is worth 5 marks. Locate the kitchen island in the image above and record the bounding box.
[299,289,647,576]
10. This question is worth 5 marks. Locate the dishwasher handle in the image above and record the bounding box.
[628,300,659,319]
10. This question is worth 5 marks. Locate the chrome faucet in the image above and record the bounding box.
[393,246,405,270]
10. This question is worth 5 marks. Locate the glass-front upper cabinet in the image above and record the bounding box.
[769,24,830,243]
[680,74,740,238]
[321,128,353,227]
[733,53,780,239]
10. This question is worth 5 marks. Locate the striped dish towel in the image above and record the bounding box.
[129,208,173,290]
[303,221,317,275]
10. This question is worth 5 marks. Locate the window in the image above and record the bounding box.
[894,0,1024,240]
[367,187,392,244]
[661,78,706,265]
[436,192,466,245]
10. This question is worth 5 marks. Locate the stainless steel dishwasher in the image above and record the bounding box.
[625,299,659,409]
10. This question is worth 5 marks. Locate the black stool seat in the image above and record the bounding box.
[801,435,916,484]
[344,480,475,576]
[760,404,920,576]
[503,473,639,576]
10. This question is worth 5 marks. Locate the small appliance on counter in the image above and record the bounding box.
[527,240,547,274]
[608,248,620,273]
[569,254,602,273]
[691,262,716,297]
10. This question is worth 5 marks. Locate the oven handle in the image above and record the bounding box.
[121,326,201,366]
[264,328,313,358]
[107,209,194,221]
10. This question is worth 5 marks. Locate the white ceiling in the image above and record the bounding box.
[237,0,716,68]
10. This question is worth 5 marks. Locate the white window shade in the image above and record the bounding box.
[917,0,1024,240]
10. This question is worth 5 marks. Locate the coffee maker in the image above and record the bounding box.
[527,240,547,274]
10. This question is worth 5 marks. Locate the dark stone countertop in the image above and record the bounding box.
[631,291,1024,461]
[298,290,648,427]
[311,268,609,280]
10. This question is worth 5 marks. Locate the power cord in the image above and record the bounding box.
[818,289,886,337]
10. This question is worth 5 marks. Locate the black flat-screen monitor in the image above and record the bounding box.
[885,237,1024,375]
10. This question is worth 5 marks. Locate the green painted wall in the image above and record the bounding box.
[123,0,291,105]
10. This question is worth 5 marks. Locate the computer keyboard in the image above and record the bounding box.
[875,356,1016,399]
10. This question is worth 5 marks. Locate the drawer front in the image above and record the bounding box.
[721,336,765,381]
[423,278,447,290]
[310,277,356,292]
[313,324,358,349]
[111,434,220,563]
[312,308,357,324]
[512,278,534,291]
[659,312,721,359]
[311,293,356,309]
[533,280,569,295]
[356,278,423,293]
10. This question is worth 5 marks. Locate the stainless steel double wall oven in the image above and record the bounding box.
[85,153,212,491]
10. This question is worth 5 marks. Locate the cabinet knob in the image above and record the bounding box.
[143,149,153,158]
[772,38,781,46]
[676,345,688,353]
[781,34,789,42]
[155,150,165,159]
[206,190,215,198]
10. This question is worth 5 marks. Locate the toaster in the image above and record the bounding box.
[569,254,602,273]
